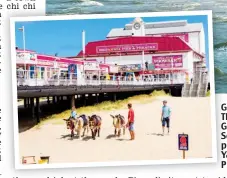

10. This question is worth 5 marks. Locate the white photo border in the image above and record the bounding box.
[10,10,217,170]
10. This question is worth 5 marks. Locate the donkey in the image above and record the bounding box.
[88,115,102,140]
[74,114,89,138]
[63,118,76,139]
[110,114,126,137]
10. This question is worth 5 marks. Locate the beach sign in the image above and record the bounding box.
[178,133,189,159]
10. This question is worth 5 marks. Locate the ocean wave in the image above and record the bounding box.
[214,42,227,49]
[182,2,201,11]
[79,0,104,6]
[215,67,227,77]
[213,15,227,23]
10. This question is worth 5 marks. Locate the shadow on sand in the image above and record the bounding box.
[116,138,131,141]
[60,134,79,140]
[82,136,93,141]
[148,133,164,136]
[105,134,116,139]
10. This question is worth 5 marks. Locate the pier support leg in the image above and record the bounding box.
[71,95,75,108]
[27,98,31,108]
[24,98,27,108]
[82,94,86,106]
[31,97,35,119]
[169,88,172,96]
[96,94,99,104]
[57,96,60,103]
[26,98,29,108]
[36,97,40,123]
[113,93,117,102]
[47,96,50,104]
[100,93,105,102]
[53,96,56,104]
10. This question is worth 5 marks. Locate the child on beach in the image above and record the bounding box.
[70,106,77,120]
[161,100,171,135]
[127,103,135,140]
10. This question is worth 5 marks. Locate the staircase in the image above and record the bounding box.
[181,84,191,97]
[181,71,209,97]
[190,83,199,97]
[198,83,208,97]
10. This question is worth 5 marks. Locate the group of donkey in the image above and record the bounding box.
[63,114,126,140]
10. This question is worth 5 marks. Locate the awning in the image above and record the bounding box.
[16,59,36,65]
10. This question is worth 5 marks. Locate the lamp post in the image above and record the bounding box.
[82,30,86,84]
[18,26,26,78]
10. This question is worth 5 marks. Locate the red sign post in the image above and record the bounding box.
[178,133,189,159]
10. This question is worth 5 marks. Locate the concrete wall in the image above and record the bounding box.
[188,32,200,52]
[200,26,206,54]
[187,51,194,79]
[188,31,205,54]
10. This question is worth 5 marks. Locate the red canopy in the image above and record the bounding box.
[77,36,194,57]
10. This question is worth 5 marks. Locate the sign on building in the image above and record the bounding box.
[16,51,36,61]
[118,64,141,72]
[96,43,158,53]
[152,55,183,69]
[37,60,54,67]
[84,62,99,70]
[109,66,119,73]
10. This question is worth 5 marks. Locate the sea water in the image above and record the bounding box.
[46,0,227,93]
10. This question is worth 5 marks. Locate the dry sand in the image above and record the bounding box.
[19,97,213,164]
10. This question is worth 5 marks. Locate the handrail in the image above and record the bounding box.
[17,70,186,87]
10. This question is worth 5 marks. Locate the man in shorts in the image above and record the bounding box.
[161,100,171,135]
[127,103,135,140]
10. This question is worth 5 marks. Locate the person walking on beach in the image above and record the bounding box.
[127,103,135,140]
[161,100,171,135]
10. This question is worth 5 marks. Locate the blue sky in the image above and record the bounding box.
[15,15,209,66]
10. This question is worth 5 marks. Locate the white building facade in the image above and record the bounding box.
[107,17,205,55]
[75,17,206,83]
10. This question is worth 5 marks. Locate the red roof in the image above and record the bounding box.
[77,36,193,57]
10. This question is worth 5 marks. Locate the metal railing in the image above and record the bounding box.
[17,70,186,87]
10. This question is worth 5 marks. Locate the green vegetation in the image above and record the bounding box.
[34,90,170,128]
[206,90,210,97]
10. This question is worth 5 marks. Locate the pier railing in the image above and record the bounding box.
[17,70,186,87]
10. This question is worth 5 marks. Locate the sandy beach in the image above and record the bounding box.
[19,96,213,164]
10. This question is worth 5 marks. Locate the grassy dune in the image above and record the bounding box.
[35,90,170,128]
[206,90,210,97]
